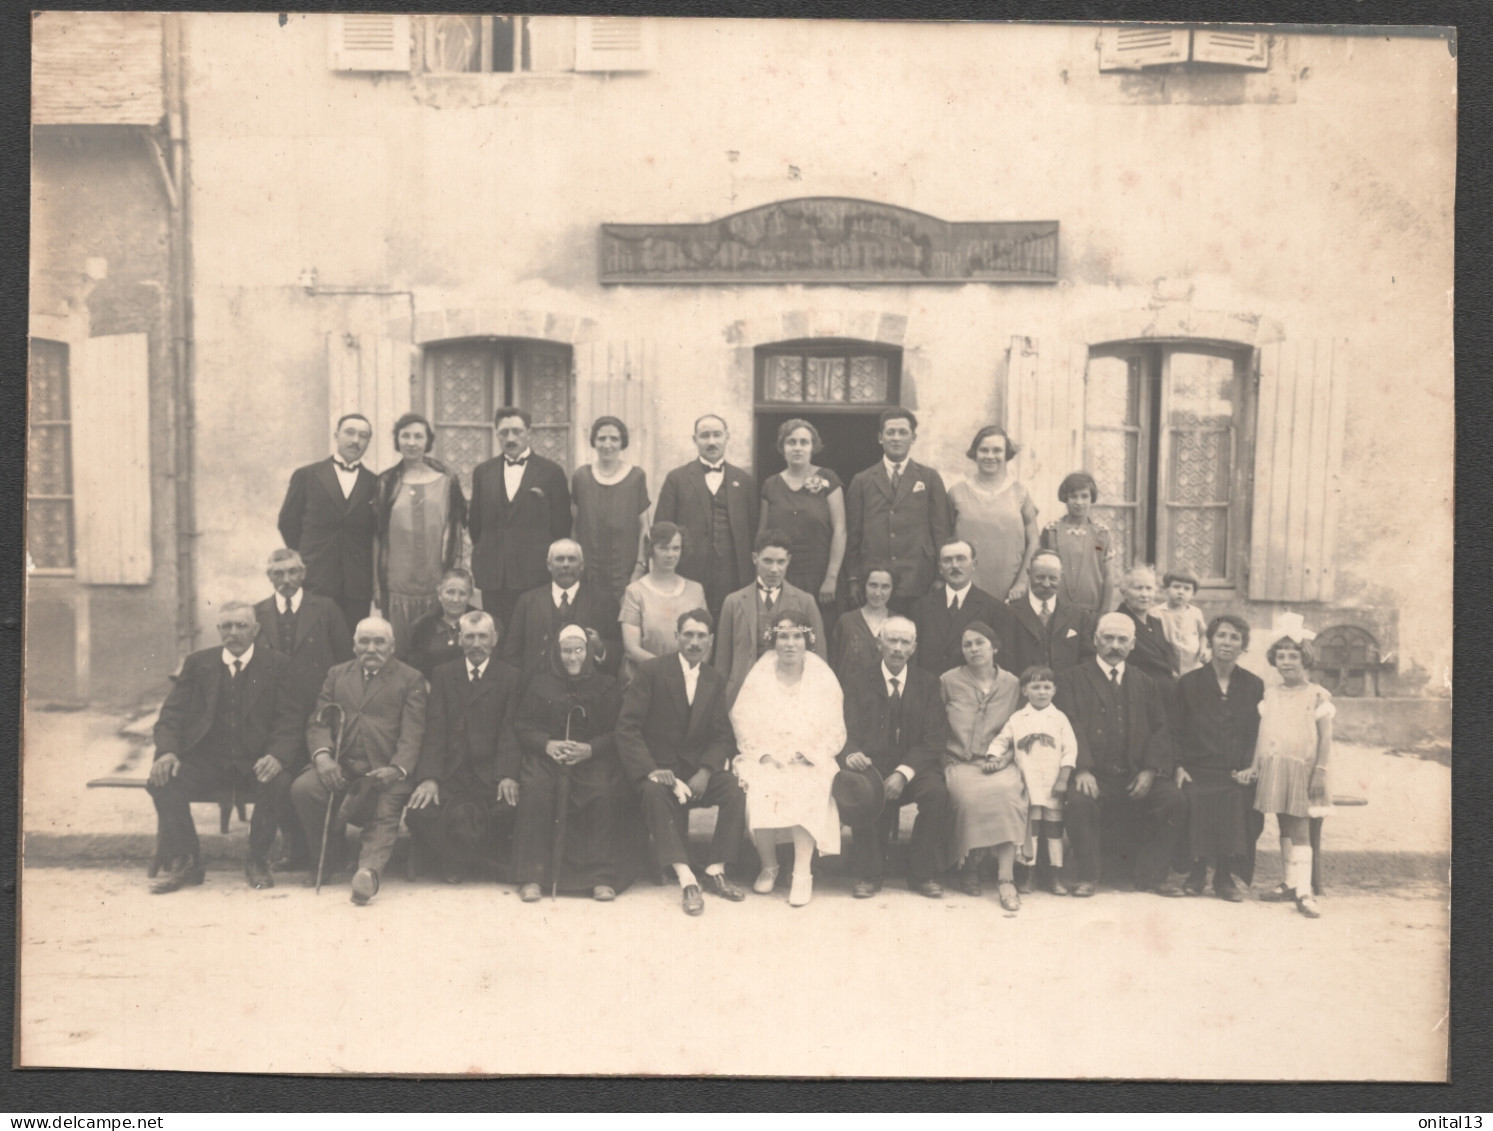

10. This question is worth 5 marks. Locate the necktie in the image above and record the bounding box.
[888,675,903,746]
[506,456,528,467]
[1038,600,1051,626]
[950,592,961,611]
[335,460,359,473]
[890,464,902,491]
[558,591,572,617]
[1109,667,1119,688]
[231,660,242,679]
[760,587,776,618]
[702,462,723,473]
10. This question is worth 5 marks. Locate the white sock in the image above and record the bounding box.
[673,864,698,889]
[704,863,725,877]
[1289,845,1312,896]
[1047,837,1065,869]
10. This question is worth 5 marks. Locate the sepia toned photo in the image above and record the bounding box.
[21,13,1453,1079]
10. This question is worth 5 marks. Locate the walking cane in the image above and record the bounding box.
[550,704,587,900]
[315,702,347,894]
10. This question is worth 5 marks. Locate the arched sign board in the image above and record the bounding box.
[599,198,1059,285]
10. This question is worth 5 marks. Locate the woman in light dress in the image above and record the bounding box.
[619,521,708,680]
[374,412,467,654]
[949,426,1038,600]
[571,416,651,610]
[729,611,846,907]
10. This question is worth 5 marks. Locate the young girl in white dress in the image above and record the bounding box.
[1238,616,1334,918]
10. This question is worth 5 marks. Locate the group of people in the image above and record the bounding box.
[143,405,1335,921]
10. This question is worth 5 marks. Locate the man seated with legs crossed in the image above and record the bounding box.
[290,616,426,906]
[616,609,747,916]
[146,601,304,893]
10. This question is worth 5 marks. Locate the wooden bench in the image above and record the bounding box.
[86,775,250,876]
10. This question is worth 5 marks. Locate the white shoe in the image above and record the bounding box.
[753,866,779,894]
[789,872,813,907]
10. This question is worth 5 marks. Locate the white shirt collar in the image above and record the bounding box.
[507,447,532,463]
[884,456,907,478]
[757,580,781,596]
[679,651,701,675]
[1028,591,1053,616]
[946,582,972,606]
[880,661,907,691]
[333,457,361,472]
[1096,657,1126,681]
[223,644,254,669]
[701,459,724,473]
[552,581,580,605]
[279,589,303,615]
[467,657,488,680]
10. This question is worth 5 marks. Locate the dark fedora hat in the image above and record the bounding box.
[832,764,885,829]
[337,774,380,828]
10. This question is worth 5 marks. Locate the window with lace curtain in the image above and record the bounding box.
[28,339,74,572]
[1084,344,1255,589]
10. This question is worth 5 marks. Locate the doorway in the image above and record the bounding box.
[752,339,902,487]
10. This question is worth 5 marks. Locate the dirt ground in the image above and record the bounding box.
[16,863,1449,1080]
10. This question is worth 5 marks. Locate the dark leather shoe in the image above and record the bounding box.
[958,869,983,898]
[150,858,205,895]
[681,884,705,916]
[1148,881,1188,898]
[914,880,944,899]
[1071,881,1096,898]
[1215,879,1245,903]
[705,872,746,901]
[519,883,543,903]
[350,868,380,905]
[851,880,881,899]
[245,858,274,890]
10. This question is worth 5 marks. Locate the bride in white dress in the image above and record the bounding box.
[729,611,846,906]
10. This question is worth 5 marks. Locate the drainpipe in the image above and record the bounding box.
[160,13,197,660]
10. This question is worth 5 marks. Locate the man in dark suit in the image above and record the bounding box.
[289,615,427,906]
[616,609,748,916]
[844,408,952,612]
[1003,549,1095,678]
[253,547,354,868]
[405,610,522,884]
[910,538,1015,676]
[714,529,827,706]
[653,414,757,618]
[1115,564,1176,685]
[839,615,951,899]
[469,407,572,629]
[145,601,304,893]
[1054,612,1186,898]
[277,412,379,634]
[502,539,620,681]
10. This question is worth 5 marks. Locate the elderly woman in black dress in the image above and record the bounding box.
[404,568,479,680]
[510,623,633,902]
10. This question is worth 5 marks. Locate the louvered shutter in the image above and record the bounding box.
[328,333,412,474]
[1006,336,1087,522]
[1191,29,1269,70]
[1098,26,1191,71]
[1248,340,1348,602]
[328,14,411,72]
[73,334,152,584]
[574,18,657,72]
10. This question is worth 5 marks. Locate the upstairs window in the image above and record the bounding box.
[1099,26,1269,72]
[328,15,655,75]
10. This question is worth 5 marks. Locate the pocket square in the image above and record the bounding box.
[1066,628,1077,637]
[528,486,546,498]
[912,480,926,493]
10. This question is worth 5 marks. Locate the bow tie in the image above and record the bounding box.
[334,460,360,473]
[1016,732,1058,752]
[505,456,529,467]
[701,462,724,473]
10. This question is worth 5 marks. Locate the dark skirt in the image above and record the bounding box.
[1181,765,1251,859]
[511,753,639,892]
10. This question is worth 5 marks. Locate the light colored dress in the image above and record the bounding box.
[994,703,1079,815]
[1039,517,1113,614]
[730,651,846,854]
[950,476,1035,598]
[1157,603,1210,676]
[386,477,454,653]
[618,573,709,681]
[1253,681,1335,819]
[572,464,650,609]
[940,666,1026,865]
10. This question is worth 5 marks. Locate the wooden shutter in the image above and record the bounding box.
[1005,336,1086,523]
[328,14,411,72]
[1191,29,1269,70]
[574,17,657,72]
[327,333,411,474]
[576,339,652,484]
[72,334,152,584]
[1248,340,1348,602]
[1098,26,1191,71]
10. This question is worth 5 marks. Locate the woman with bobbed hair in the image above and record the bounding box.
[572,415,651,609]
[758,417,846,630]
[619,520,708,679]
[374,412,468,653]
[949,425,1039,600]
